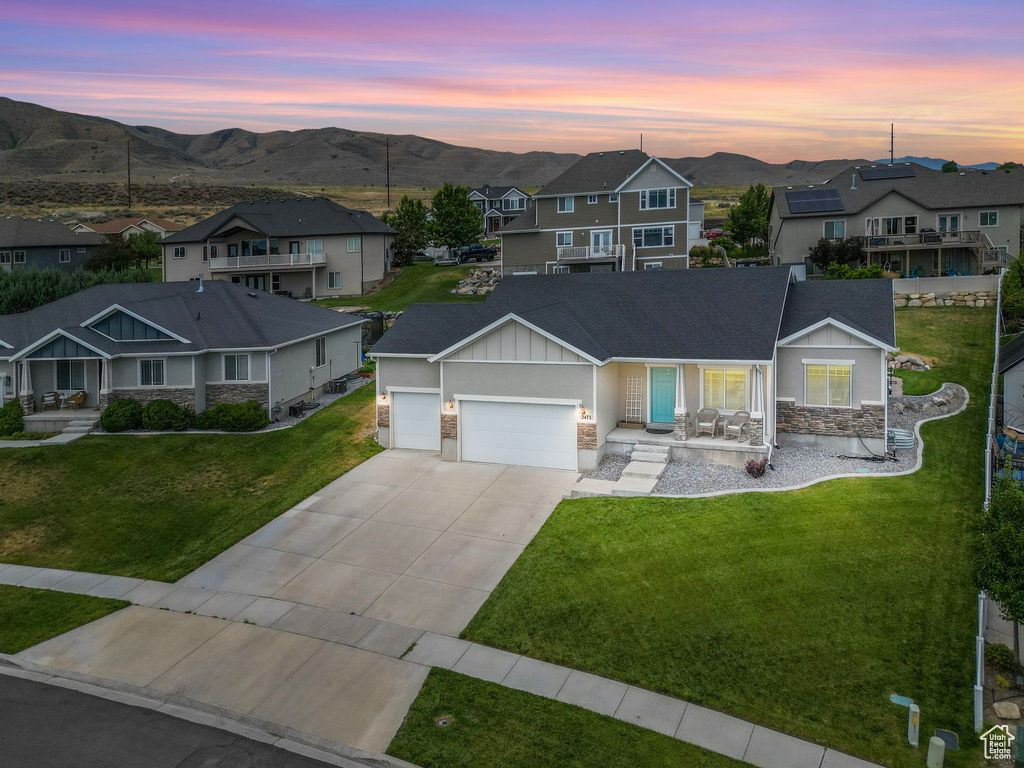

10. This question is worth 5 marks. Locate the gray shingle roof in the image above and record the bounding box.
[779,279,896,348]
[499,201,539,233]
[0,280,363,358]
[535,150,649,197]
[773,164,1024,219]
[1000,334,1024,373]
[162,197,393,244]
[1,217,106,248]
[470,186,525,200]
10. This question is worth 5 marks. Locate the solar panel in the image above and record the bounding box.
[860,166,916,181]
[785,188,843,214]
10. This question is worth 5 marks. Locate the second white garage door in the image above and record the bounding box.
[460,399,578,470]
[392,391,441,450]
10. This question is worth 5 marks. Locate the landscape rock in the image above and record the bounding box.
[921,402,940,417]
[993,701,1021,719]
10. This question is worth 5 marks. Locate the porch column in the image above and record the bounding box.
[749,365,764,446]
[18,360,34,414]
[673,364,690,441]
[99,358,112,409]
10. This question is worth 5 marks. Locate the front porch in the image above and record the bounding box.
[605,426,768,468]
[23,409,101,433]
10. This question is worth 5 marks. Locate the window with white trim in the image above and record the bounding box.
[904,216,917,234]
[202,246,208,262]
[0,251,10,264]
[557,196,574,213]
[173,246,186,259]
[552,265,569,274]
[56,360,85,391]
[271,273,281,292]
[59,249,71,263]
[139,359,165,387]
[587,195,598,204]
[307,239,324,254]
[632,226,674,248]
[315,336,327,368]
[210,245,218,258]
[703,368,747,411]
[805,364,851,407]
[823,220,845,240]
[224,354,250,382]
[609,193,618,202]
[347,237,360,252]
[504,197,525,210]
[639,188,676,209]
[328,271,342,289]
[556,232,572,247]
[643,262,663,270]
[14,251,26,264]
[980,211,999,227]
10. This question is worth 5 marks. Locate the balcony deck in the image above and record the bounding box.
[556,244,626,262]
[209,252,327,271]
[856,231,981,250]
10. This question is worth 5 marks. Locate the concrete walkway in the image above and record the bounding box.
[2,450,883,767]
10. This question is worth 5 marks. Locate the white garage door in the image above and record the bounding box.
[461,400,577,470]
[392,391,441,451]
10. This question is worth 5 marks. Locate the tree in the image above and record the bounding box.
[941,160,959,173]
[85,234,138,271]
[725,183,770,246]
[128,231,162,268]
[382,196,429,268]
[427,182,483,250]
[807,237,863,271]
[997,162,1016,171]
[976,471,1024,671]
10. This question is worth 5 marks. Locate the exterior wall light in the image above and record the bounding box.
[380,392,388,403]
[447,400,455,410]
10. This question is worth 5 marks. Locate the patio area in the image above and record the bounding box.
[605,426,769,468]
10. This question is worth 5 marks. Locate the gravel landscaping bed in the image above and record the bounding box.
[579,383,967,495]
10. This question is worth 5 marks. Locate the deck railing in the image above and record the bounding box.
[556,244,626,261]
[209,252,327,271]
[856,231,981,249]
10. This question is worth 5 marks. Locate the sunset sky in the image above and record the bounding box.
[2,0,1022,163]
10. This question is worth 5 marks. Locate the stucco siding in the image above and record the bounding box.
[111,355,193,389]
[270,325,362,409]
[377,356,441,392]
[776,346,883,407]
[595,363,618,447]
[443,361,594,410]
[206,350,268,383]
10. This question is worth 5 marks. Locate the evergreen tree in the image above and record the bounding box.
[941,160,959,173]
[725,183,770,246]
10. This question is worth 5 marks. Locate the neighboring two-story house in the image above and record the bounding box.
[72,217,185,240]
[468,186,532,236]
[769,164,1024,276]
[1,217,106,273]
[161,198,394,298]
[499,150,704,275]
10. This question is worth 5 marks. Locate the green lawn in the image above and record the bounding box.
[0,385,381,581]
[313,262,488,312]
[461,307,991,768]
[388,669,746,768]
[0,585,127,654]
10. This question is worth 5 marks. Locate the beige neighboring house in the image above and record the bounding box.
[161,197,394,298]
[499,150,705,275]
[72,217,185,240]
[769,163,1024,276]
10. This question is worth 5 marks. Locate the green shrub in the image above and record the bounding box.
[689,244,719,259]
[194,401,269,432]
[141,399,193,431]
[824,262,885,280]
[0,398,25,437]
[986,643,1018,674]
[100,398,143,432]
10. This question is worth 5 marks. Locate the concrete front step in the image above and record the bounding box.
[68,419,99,426]
[612,476,659,496]
[621,461,665,479]
[567,478,618,499]
[62,426,95,434]
[630,451,669,464]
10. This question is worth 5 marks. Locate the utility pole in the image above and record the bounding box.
[385,137,391,208]
[126,138,132,209]
[890,123,894,165]
[640,133,643,153]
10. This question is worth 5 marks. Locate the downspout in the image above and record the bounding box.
[267,348,278,421]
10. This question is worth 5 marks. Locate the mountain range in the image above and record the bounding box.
[0,98,1012,189]
[878,156,1019,171]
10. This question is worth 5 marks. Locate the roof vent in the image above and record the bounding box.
[619,151,624,154]
[598,152,604,156]
[851,173,857,190]
[196,275,204,293]
[247,292,259,298]
[959,172,965,176]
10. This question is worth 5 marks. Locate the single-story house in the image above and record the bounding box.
[371,267,897,471]
[72,217,185,240]
[2,217,106,273]
[0,280,364,430]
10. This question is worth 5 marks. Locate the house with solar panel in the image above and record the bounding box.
[468,186,532,236]
[768,163,1023,276]
[499,151,704,275]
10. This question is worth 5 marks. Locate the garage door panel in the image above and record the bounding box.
[393,392,440,451]
[461,400,577,470]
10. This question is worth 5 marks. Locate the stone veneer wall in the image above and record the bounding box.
[19,394,35,415]
[107,388,195,409]
[748,417,764,446]
[673,411,690,441]
[377,404,390,428]
[441,413,457,439]
[577,421,597,449]
[206,383,269,410]
[894,291,995,308]
[776,401,885,439]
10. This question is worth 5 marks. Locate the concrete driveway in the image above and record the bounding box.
[19,451,578,754]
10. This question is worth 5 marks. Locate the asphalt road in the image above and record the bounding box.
[0,674,339,768]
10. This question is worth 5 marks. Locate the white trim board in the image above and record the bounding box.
[427,313,604,365]
[777,318,897,353]
[80,304,191,344]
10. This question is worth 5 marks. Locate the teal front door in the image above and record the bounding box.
[650,367,677,423]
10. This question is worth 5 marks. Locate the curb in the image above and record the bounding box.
[0,655,418,768]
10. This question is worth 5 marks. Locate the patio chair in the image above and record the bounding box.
[695,408,720,438]
[62,391,86,411]
[40,391,59,411]
[722,410,752,441]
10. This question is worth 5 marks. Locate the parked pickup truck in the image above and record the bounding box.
[455,244,498,263]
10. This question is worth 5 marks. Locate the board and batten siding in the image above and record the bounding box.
[447,320,588,363]
[776,325,885,407]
